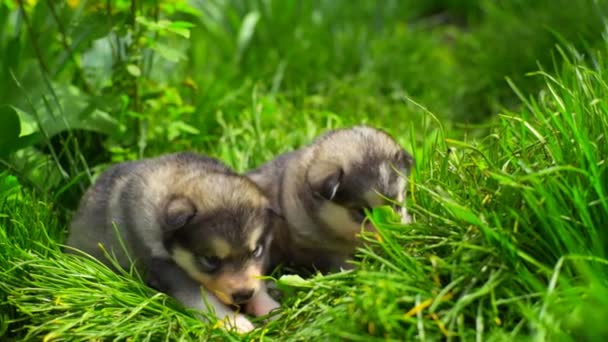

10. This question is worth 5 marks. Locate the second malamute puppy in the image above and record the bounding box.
[248,126,414,273]
[67,152,280,333]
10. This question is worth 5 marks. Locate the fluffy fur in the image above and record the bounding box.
[248,126,414,273]
[67,152,279,333]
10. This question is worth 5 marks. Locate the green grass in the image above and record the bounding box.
[2,0,608,341]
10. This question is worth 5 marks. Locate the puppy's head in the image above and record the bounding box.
[161,176,277,306]
[305,126,414,241]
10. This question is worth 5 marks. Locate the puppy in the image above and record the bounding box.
[248,126,414,273]
[66,152,280,333]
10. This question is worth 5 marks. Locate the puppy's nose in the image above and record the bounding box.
[231,289,254,304]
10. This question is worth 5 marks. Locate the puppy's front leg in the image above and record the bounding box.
[147,258,254,333]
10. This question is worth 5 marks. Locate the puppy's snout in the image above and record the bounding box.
[232,289,255,304]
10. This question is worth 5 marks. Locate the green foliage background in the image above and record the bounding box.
[1,0,608,340]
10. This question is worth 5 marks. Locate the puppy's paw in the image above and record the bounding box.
[400,209,412,224]
[246,290,281,318]
[223,313,255,333]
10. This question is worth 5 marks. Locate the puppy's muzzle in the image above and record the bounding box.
[231,289,255,304]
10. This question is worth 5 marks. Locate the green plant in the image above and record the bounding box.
[2,44,608,340]
[1,1,608,340]
[0,0,199,207]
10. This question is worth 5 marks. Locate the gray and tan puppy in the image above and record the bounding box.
[248,126,414,273]
[67,152,279,333]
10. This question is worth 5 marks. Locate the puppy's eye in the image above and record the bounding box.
[198,255,221,272]
[252,244,264,258]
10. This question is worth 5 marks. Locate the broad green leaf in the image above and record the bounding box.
[135,17,193,38]
[168,21,195,39]
[14,106,37,137]
[126,64,141,77]
[168,21,195,29]
[150,42,185,62]
[168,121,201,141]
[15,84,119,139]
[136,17,168,31]
[0,105,40,157]
[277,274,313,288]
[167,27,190,39]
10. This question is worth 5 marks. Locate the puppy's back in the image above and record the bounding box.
[66,152,235,269]
[247,151,298,214]
[67,160,140,264]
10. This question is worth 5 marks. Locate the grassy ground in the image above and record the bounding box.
[2,0,608,340]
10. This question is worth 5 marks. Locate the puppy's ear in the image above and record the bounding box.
[163,195,196,231]
[266,206,286,238]
[307,162,343,201]
[393,148,415,173]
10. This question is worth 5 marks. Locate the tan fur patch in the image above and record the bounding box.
[210,237,232,259]
[170,246,230,304]
[158,167,268,218]
[317,201,362,243]
[247,227,264,251]
[363,190,385,208]
[306,161,342,190]
[171,245,263,305]
[171,245,209,284]
[214,264,262,299]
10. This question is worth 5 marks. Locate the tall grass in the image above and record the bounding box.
[2,0,606,202]
[187,0,608,125]
[2,0,608,340]
[2,43,608,340]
